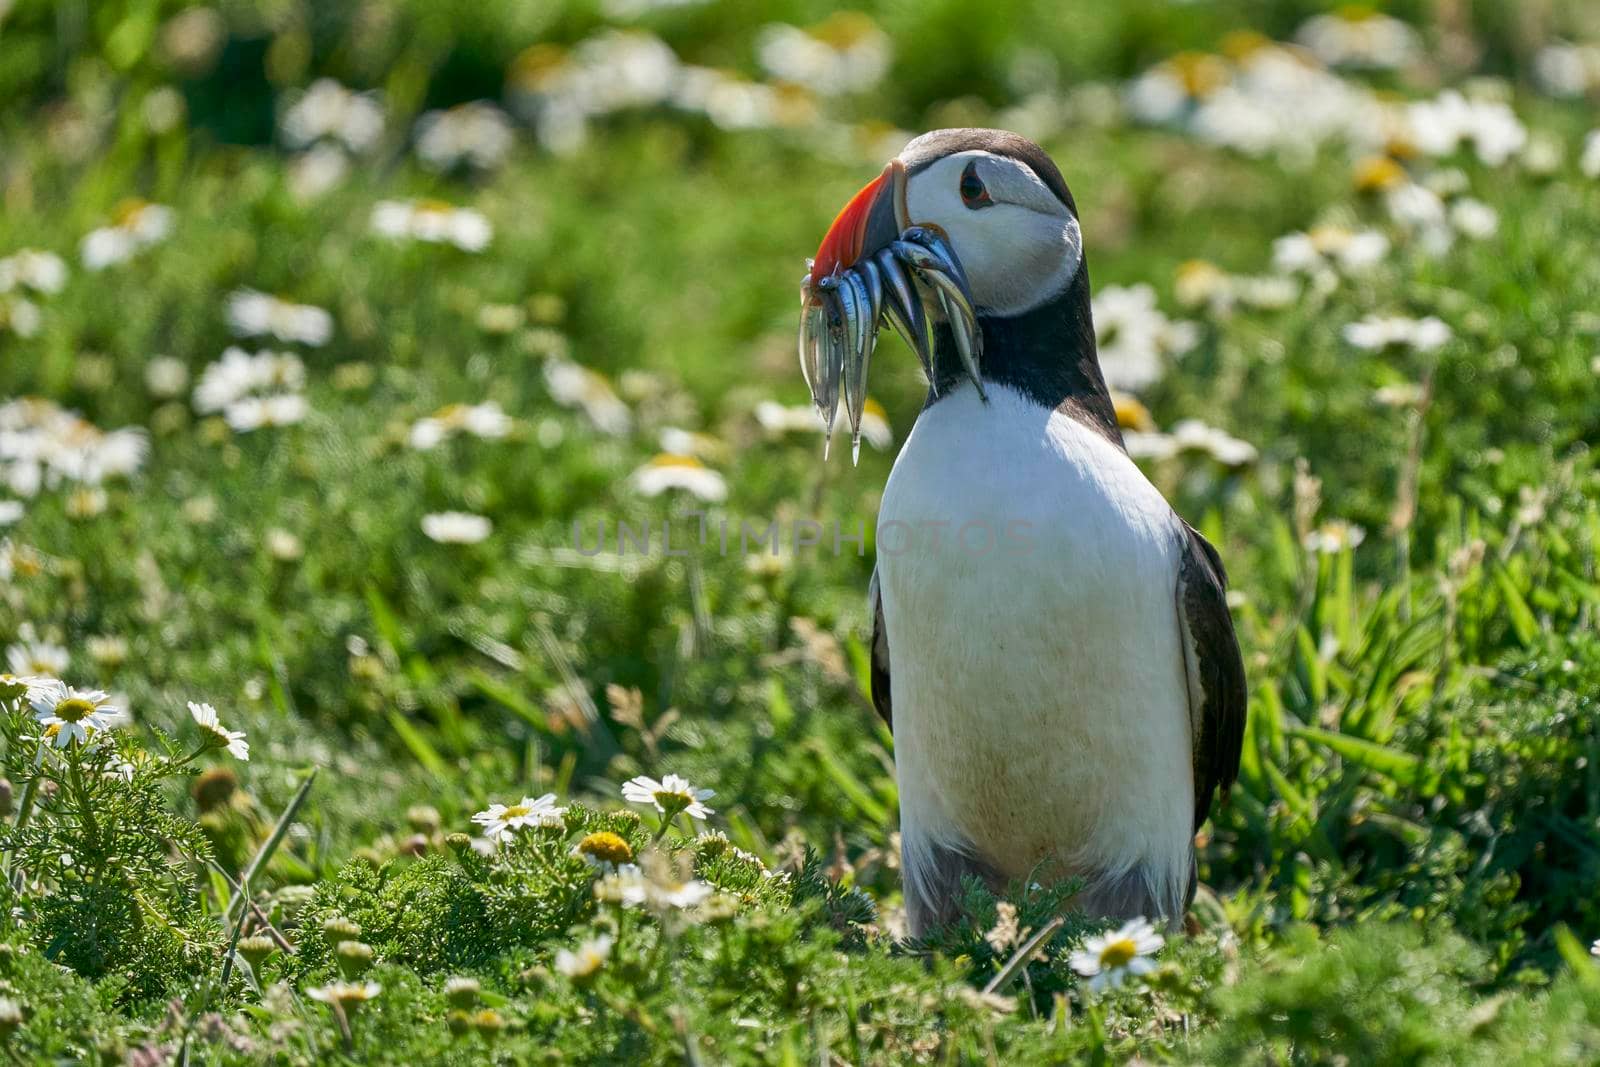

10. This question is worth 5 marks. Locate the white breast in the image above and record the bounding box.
[876,382,1195,918]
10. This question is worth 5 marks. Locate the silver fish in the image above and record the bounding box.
[818,277,846,458]
[842,268,877,461]
[875,248,932,382]
[794,222,984,461]
[797,278,825,399]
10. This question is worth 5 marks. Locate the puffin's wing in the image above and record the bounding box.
[867,567,893,731]
[1176,523,1247,830]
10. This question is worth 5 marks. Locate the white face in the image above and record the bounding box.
[903,150,1083,318]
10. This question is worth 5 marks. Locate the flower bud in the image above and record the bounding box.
[0,997,22,1041]
[406,805,441,833]
[236,934,275,972]
[335,941,374,978]
[444,976,480,1010]
[321,916,361,946]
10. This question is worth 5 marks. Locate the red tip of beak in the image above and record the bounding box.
[810,162,898,285]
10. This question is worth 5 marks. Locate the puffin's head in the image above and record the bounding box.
[811,128,1084,319]
[798,129,1094,458]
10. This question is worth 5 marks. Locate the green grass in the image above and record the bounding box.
[2,0,1600,1061]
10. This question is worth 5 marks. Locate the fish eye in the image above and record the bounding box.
[959,160,992,208]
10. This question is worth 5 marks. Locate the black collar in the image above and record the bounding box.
[924,266,1123,447]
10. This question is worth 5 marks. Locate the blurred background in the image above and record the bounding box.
[4,0,1600,994]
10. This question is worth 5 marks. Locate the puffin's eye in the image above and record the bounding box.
[959,160,992,208]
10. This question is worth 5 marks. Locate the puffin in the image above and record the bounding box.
[803,129,1247,936]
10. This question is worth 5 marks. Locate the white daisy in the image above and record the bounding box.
[507,31,681,155]
[225,289,334,346]
[0,399,147,497]
[420,511,492,545]
[193,348,306,413]
[1343,314,1452,353]
[0,672,53,705]
[1534,43,1600,98]
[594,866,712,910]
[542,360,632,435]
[649,876,712,910]
[1170,419,1258,467]
[0,250,68,296]
[144,356,190,398]
[306,980,382,1009]
[1582,130,1600,180]
[1449,198,1498,240]
[1124,52,1227,125]
[629,454,728,502]
[656,428,726,462]
[0,295,40,337]
[1272,226,1389,278]
[672,67,785,131]
[6,640,67,678]
[287,144,351,202]
[471,794,566,840]
[1181,46,1384,160]
[1303,520,1367,554]
[621,773,715,820]
[1295,9,1418,70]
[1091,284,1199,392]
[1068,917,1164,993]
[1383,182,1454,255]
[81,201,174,270]
[224,393,309,432]
[407,402,512,450]
[84,635,128,668]
[188,701,250,760]
[755,14,891,96]
[280,79,385,154]
[1406,90,1527,166]
[554,934,614,980]
[28,682,122,748]
[414,102,515,172]
[370,200,492,252]
[192,348,310,433]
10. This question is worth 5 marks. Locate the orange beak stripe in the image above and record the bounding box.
[809,161,901,285]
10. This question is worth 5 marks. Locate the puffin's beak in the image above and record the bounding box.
[810,160,909,285]
[797,158,983,462]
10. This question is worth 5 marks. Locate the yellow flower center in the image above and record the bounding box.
[1168,52,1228,97]
[647,454,703,471]
[1100,938,1138,969]
[111,198,150,227]
[1352,155,1407,193]
[811,11,878,49]
[1220,30,1272,61]
[502,804,531,819]
[1113,393,1155,433]
[509,43,569,89]
[576,831,634,866]
[54,697,96,723]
